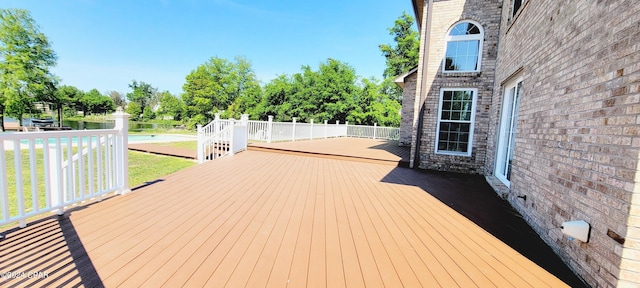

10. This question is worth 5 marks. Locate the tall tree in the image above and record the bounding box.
[0,8,57,130]
[108,90,126,109]
[126,80,156,119]
[58,85,85,115]
[379,12,419,102]
[83,89,114,114]
[182,56,260,123]
[157,91,185,121]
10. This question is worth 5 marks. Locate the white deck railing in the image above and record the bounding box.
[197,114,248,163]
[197,114,399,163]
[247,116,399,143]
[0,111,130,228]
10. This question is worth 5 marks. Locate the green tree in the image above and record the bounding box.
[311,59,358,123]
[108,90,126,109]
[125,102,142,121]
[55,85,83,119]
[259,59,359,123]
[260,74,294,121]
[0,8,57,130]
[349,78,401,126]
[157,91,185,120]
[183,56,261,123]
[82,89,114,114]
[59,85,86,115]
[379,12,419,102]
[126,80,156,119]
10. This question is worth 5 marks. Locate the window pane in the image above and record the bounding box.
[444,40,480,71]
[450,22,480,36]
[437,122,471,153]
[437,89,475,154]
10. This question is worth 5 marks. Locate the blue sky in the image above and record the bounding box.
[2,0,415,96]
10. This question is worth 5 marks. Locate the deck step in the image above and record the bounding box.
[248,145,410,167]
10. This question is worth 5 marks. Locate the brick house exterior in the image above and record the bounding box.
[395,68,417,147]
[400,0,640,287]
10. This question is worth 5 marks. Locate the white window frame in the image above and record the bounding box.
[495,75,523,187]
[443,20,484,73]
[435,88,478,157]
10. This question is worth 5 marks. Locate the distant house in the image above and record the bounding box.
[399,0,640,286]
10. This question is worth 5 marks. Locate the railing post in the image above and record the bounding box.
[229,119,236,155]
[197,124,204,163]
[48,146,63,215]
[267,115,273,143]
[310,119,314,140]
[292,117,297,142]
[214,114,220,136]
[346,121,349,138]
[373,123,377,139]
[324,120,328,139]
[241,114,249,150]
[336,120,340,138]
[113,108,131,195]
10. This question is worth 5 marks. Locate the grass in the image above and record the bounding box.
[128,150,195,187]
[2,148,195,227]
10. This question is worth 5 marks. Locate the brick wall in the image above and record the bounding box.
[399,71,417,147]
[487,0,640,286]
[413,0,501,173]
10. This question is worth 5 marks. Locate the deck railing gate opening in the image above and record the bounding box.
[0,110,131,229]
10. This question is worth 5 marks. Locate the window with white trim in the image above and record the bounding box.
[444,21,483,73]
[435,89,477,156]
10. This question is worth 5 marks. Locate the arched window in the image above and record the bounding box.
[444,21,484,72]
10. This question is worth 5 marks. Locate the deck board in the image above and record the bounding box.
[0,144,578,287]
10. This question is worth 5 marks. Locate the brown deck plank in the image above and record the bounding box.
[249,138,410,166]
[344,164,404,287]
[306,159,328,288]
[204,154,299,287]
[100,165,244,286]
[1,149,574,288]
[395,177,560,287]
[332,160,370,288]
[285,158,318,287]
[260,157,313,287]
[155,156,285,287]
[350,161,431,288]
[241,157,309,287]
[373,160,564,287]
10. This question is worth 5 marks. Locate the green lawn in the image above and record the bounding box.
[128,150,195,187]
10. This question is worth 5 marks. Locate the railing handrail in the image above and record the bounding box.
[0,110,130,228]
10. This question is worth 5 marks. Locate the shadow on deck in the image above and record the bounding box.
[0,138,586,287]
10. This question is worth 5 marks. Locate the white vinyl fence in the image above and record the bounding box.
[246,116,399,143]
[197,114,399,163]
[0,110,130,228]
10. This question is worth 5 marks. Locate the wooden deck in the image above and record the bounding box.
[0,139,582,287]
[249,138,410,166]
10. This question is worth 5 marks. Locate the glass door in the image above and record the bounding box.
[495,78,522,186]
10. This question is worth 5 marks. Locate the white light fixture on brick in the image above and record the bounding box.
[561,220,590,243]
